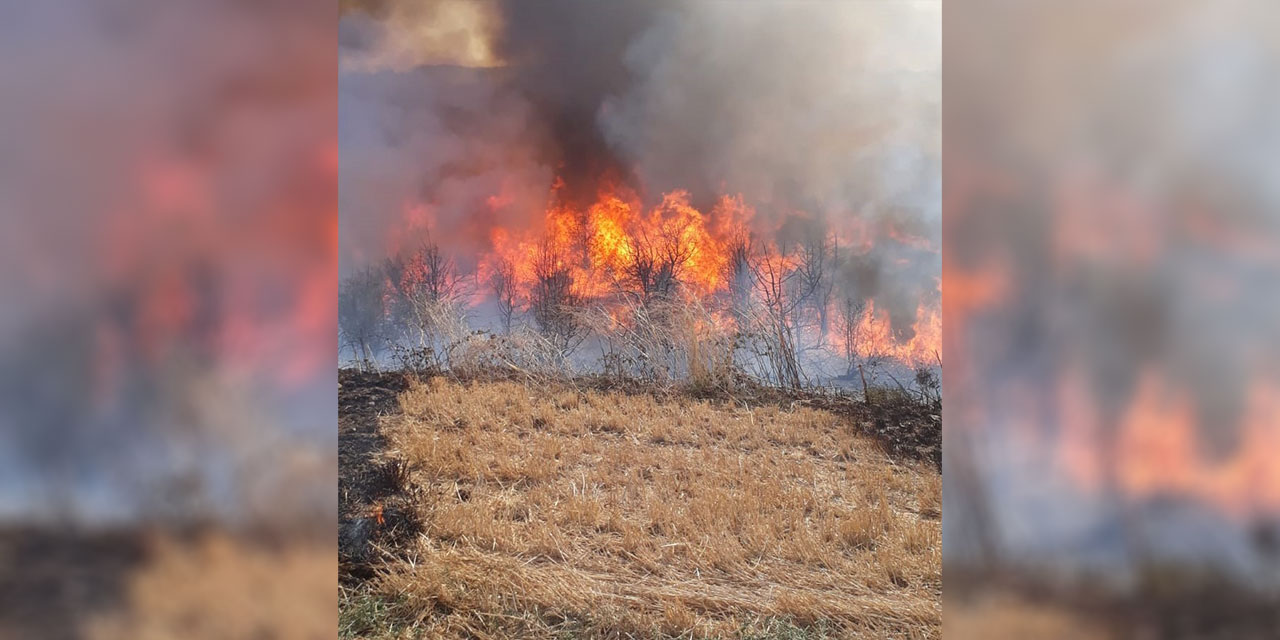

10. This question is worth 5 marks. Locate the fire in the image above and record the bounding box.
[844,299,942,367]
[943,153,1280,571]
[373,180,943,370]
[1057,369,1280,517]
[90,149,337,391]
[479,187,753,302]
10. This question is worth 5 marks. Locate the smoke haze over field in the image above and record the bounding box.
[944,0,1280,598]
[0,0,336,525]
[339,0,940,338]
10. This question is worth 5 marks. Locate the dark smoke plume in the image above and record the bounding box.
[340,0,939,337]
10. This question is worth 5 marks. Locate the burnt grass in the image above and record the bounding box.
[338,368,416,582]
[337,367,941,586]
[0,528,150,639]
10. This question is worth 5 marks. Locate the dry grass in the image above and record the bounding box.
[87,534,336,640]
[350,377,940,638]
[943,594,1115,640]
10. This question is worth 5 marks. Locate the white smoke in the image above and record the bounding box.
[599,2,940,236]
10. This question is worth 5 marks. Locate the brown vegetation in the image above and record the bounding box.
[0,528,334,640]
[88,534,335,640]
[340,373,940,638]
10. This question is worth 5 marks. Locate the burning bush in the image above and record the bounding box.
[340,187,942,401]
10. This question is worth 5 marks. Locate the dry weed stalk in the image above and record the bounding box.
[585,295,738,391]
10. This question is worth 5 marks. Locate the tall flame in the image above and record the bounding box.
[389,181,942,368]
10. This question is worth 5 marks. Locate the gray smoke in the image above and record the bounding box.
[943,0,1280,582]
[0,0,336,526]
[339,63,551,273]
[340,1,940,334]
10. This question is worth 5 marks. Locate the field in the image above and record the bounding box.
[339,370,941,639]
[0,528,335,639]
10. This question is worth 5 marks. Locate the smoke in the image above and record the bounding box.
[0,0,336,526]
[340,0,504,71]
[944,0,1280,585]
[339,63,551,273]
[598,2,940,335]
[339,0,939,336]
[600,3,938,217]
[338,0,668,271]
[489,0,678,204]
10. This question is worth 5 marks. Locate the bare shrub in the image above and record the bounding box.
[339,266,388,371]
[836,296,867,376]
[915,365,941,406]
[387,343,438,375]
[781,217,837,347]
[528,240,585,355]
[489,257,518,335]
[744,245,809,389]
[415,301,471,371]
[619,227,691,303]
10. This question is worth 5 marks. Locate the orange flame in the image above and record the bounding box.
[1058,369,1280,517]
[838,298,942,367]
[402,181,941,367]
